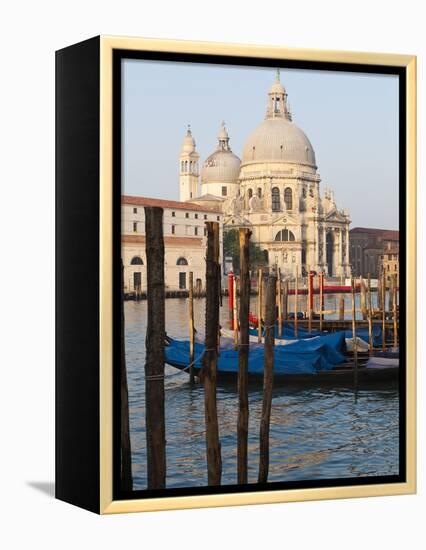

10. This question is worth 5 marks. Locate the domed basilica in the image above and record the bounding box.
[179,71,351,278]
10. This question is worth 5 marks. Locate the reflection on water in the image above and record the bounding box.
[125,297,399,490]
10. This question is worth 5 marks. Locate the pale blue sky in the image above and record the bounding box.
[122,59,399,230]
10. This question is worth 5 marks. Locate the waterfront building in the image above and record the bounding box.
[122,196,223,293]
[180,71,352,279]
[379,242,400,284]
[349,227,399,278]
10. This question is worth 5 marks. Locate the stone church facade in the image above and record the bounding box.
[179,72,351,279]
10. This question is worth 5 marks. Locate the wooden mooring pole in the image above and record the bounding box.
[201,221,222,485]
[308,271,313,332]
[360,276,367,320]
[319,272,324,332]
[144,206,166,489]
[294,269,299,338]
[282,279,288,321]
[258,271,277,484]
[351,276,358,382]
[257,268,263,343]
[188,271,195,384]
[237,228,251,484]
[367,273,373,355]
[382,270,386,350]
[233,275,238,349]
[277,268,282,337]
[339,294,345,322]
[120,259,133,491]
[393,273,398,348]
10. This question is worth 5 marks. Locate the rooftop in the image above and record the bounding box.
[122,195,222,214]
[350,227,399,240]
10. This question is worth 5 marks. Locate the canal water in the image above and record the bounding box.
[124,296,399,490]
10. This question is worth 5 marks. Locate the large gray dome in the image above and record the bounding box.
[242,116,316,167]
[201,149,241,184]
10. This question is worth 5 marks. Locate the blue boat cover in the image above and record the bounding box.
[249,321,382,347]
[165,331,346,376]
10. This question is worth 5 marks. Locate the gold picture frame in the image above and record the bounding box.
[56,35,416,514]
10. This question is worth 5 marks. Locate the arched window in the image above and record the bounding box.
[248,188,253,199]
[272,187,281,212]
[176,257,188,265]
[284,187,293,210]
[130,256,144,265]
[275,229,296,242]
[257,187,262,198]
[185,160,188,171]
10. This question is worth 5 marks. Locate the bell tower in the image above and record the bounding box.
[179,125,200,202]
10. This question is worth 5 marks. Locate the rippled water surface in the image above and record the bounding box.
[125,298,399,490]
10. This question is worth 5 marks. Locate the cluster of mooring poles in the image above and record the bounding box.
[119,209,399,490]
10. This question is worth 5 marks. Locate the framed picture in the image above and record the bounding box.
[56,36,416,514]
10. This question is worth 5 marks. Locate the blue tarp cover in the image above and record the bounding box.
[165,331,346,376]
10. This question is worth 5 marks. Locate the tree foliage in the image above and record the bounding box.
[223,229,268,274]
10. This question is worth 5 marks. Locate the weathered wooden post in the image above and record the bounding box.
[144,206,166,489]
[228,272,234,329]
[258,271,277,484]
[393,273,398,348]
[377,272,383,311]
[257,268,263,343]
[351,276,358,380]
[367,273,373,355]
[360,276,367,320]
[233,275,238,349]
[238,228,251,484]
[339,294,345,322]
[388,272,394,313]
[294,268,299,338]
[201,221,222,486]
[188,271,195,384]
[382,270,386,350]
[308,271,313,332]
[120,259,133,491]
[277,268,282,337]
[319,272,324,332]
[282,279,288,321]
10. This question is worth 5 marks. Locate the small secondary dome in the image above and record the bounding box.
[201,123,241,184]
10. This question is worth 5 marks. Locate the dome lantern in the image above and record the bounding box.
[266,69,292,121]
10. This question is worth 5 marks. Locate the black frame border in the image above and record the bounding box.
[112,49,407,501]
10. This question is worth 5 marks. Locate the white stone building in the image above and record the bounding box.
[122,196,222,292]
[180,71,351,278]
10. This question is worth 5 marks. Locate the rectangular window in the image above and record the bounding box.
[133,222,137,232]
[204,214,207,220]
[172,211,175,217]
[133,207,137,214]
[217,216,220,221]
[204,228,207,236]
[185,213,189,218]
[222,186,227,196]
[194,227,198,236]
[171,225,175,234]
[195,213,198,219]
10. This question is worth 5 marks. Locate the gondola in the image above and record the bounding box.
[164,332,398,387]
